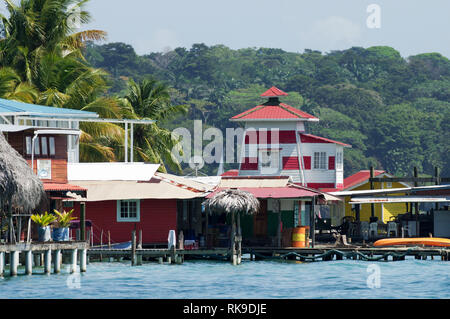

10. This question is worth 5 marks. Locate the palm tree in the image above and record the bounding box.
[0,67,38,103]
[124,78,188,173]
[0,0,106,75]
[0,0,126,162]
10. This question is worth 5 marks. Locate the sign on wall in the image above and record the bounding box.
[37,160,52,180]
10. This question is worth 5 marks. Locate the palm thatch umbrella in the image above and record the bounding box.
[205,189,260,215]
[205,189,260,265]
[0,133,46,242]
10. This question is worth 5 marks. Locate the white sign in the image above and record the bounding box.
[37,160,52,180]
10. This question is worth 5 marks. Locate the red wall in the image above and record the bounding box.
[72,199,177,245]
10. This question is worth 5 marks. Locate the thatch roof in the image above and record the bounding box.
[0,133,45,211]
[205,188,260,215]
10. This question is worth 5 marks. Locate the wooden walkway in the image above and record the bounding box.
[86,245,450,264]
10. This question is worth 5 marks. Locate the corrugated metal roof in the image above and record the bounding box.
[219,176,291,188]
[207,186,318,199]
[350,196,450,204]
[155,172,216,192]
[343,170,386,190]
[0,98,98,118]
[260,86,288,97]
[67,180,207,201]
[231,103,318,121]
[43,183,87,192]
[300,133,352,148]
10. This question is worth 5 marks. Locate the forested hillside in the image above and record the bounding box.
[85,43,450,177]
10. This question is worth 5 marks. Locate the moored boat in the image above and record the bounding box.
[374,237,450,247]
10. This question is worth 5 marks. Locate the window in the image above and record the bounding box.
[41,137,48,156]
[117,200,140,222]
[259,149,280,174]
[49,137,55,156]
[313,152,327,170]
[336,151,343,170]
[26,136,32,155]
[25,136,56,157]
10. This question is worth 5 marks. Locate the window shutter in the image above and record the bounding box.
[329,156,336,170]
[303,156,311,170]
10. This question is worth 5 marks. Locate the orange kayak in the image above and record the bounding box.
[374,238,450,247]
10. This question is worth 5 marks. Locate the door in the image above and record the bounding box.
[254,200,267,237]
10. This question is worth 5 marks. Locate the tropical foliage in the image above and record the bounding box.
[85,43,450,177]
[0,0,185,167]
[53,209,76,228]
[31,212,57,227]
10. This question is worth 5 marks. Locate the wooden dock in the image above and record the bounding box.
[86,245,450,265]
[0,241,89,276]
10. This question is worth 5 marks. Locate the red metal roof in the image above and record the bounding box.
[231,103,318,121]
[207,186,319,199]
[43,183,87,192]
[300,133,352,148]
[343,170,386,190]
[261,86,288,97]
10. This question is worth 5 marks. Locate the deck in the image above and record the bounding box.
[86,245,450,264]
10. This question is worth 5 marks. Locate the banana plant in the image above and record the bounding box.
[31,212,57,227]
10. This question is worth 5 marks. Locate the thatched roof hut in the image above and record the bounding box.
[205,188,260,215]
[0,133,45,212]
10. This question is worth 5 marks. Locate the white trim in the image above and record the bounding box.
[117,199,141,222]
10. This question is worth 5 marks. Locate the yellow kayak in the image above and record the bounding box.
[374,238,450,247]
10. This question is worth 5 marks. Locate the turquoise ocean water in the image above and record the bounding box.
[0,257,449,299]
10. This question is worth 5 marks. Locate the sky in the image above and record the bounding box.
[2,0,450,58]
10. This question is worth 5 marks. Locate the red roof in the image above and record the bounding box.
[300,133,352,148]
[221,170,239,177]
[261,86,288,97]
[207,186,319,199]
[43,183,87,192]
[343,170,386,190]
[231,103,318,121]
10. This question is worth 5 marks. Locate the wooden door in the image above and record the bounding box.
[254,200,267,237]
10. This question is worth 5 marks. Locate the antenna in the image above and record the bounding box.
[187,156,206,177]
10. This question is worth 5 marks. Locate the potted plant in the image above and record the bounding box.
[52,209,76,241]
[31,212,57,242]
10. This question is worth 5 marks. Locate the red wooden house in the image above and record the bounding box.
[67,165,212,246]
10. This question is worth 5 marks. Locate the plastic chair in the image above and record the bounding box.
[387,222,398,237]
[360,221,369,241]
[369,222,378,239]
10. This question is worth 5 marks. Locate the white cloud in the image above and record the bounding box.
[300,16,363,51]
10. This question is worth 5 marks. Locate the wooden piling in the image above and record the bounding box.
[0,252,4,276]
[131,230,136,266]
[25,250,33,275]
[70,249,77,274]
[370,167,375,219]
[80,202,86,242]
[54,250,61,274]
[10,251,18,276]
[237,212,242,265]
[231,212,237,265]
[80,249,87,272]
[44,249,52,274]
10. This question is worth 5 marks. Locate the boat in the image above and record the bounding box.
[374,237,450,247]
[90,241,132,250]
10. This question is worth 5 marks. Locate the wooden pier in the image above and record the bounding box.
[0,241,89,276]
[86,245,450,265]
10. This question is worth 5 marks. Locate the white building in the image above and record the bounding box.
[231,87,351,190]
